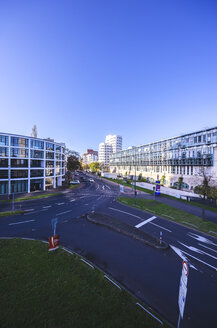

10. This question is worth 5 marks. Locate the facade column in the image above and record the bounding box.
[53,145,56,189]
[8,135,11,195]
[28,139,30,193]
[43,142,46,191]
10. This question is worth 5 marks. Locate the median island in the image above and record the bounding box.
[86,212,169,250]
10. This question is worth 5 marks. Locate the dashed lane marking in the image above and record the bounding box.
[56,210,72,216]
[108,207,141,219]
[9,219,35,226]
[56,202,65,205]
[24,209,48,215]
[43,205,52,208]
[135,216,156,228]
[70,199,76,202]
[25,209,35,212]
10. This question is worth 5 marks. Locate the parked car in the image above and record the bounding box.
[89,178,94,182]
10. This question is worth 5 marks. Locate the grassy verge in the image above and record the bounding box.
[68,184,80,189]
[102,178,217,213]
[118,196,217,236]
[0,192,62,203]
[0,210,25,217]
[0,239,166,328]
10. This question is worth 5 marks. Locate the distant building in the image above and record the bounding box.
[99,135,122,167]
[110,127,217,191]
[82,149,98,165]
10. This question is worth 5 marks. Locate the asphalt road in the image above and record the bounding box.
[0,173,217,328]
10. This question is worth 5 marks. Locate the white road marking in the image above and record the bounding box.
[9,219,35,226]
[104,275,121,290]
[182,249,217,272]
[170,245,197,270]
[108,207,141,219]
[136,303,163,326]
[43,205,52,208]
[179,242,217,260]
[97,196,102,201]
[187,232,217,246]
[25,209,34,212]
[70,199,76,202]
[149,222,172,232]
[102,185,105,190]
[84,204,89,206]
[199,243,217,254]
[57,210,72,216]
[56,202,64,205]
[80,258,94,269]
[24,209,48,215]
[79,196,86,199]
[135,216,156,228]
[96,184,99,190]
[106,185,111,190]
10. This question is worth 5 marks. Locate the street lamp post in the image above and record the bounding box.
[134,163,137,205]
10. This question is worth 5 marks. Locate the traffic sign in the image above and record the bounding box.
[181,260,189,287]
[178,278,187,318]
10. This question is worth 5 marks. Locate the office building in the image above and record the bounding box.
[99,134,122,166]
[0,132,66,194]
[110,127,217,191]
[82,149,98,165]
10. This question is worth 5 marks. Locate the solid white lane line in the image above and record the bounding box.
[108,207,141,219]
[106,185,111,190]
[25,209,35,212]
[199,243,217,254]
[149,222,172,232]
[56,202,64,205]
[182,249,217,272]
[43,205,52,209]
[9,219,35,226]
[179,242,217,260]
[24,209,48,215]
[57,210,72,216]
[135,216,156,228]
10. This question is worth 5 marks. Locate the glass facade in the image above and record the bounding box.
[30,150,44,159]
[30,170,44,177]
[11,180,28,193]
[11,159,28,167]
[0,170,8,179]
[30,160,44,168]
[46,152,54,159]
[0,181,8,194]
[11,170,28,178]
[46,161,54,168]
[30,140,44,149]
[30,179,43,192]
[46,169,54,176]
[11,137,28,147]
[0,159,8,167]
[46,142,54,151]
[0,135,9,146]
[0,147,9,157]
[11,148,28,158]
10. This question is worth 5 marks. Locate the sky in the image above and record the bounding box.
[0,0,217,154]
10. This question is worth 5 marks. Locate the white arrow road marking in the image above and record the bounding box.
[135,216,156,228]
[199,243,217,254]
[149,222,172,232]
[179,242,217,260]
[170,245,197,270]
[9,219,35,226]
[187,232,217,246]
[108,207,141,219]
[102,185,105,190]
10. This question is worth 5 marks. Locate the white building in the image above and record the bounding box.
[105,135,122,153]
[99,135,122,167]
[0,132,66,194]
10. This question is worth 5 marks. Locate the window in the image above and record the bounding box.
[30,140,44,149]
[0,147,9,157]
[0,159,8,167]
[56,145,61,152]
[0,170,8,179]
[46,169,54,177]
[11,170,28,178]
[56,153,61,160]
[0,181,8,194]
[11,180,28,193]
[198,135,201,143]
[46,152,54,159]
[46,161,54,168]
[194,137,197,143]
[0,135,9,146]
[46,142,54,151]
[31,150,44,159]
[11,148,28,158]
[11,137,28,147]
[30,170,44,177]
[31,160,43,168]
[11,159,28,167]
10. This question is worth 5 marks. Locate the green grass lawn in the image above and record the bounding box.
[0,239,166,328]
[68,183,80,189]
[0,192,62,204]
[0,210,25,217]
[102,178,217,214]
[118,197,217,236]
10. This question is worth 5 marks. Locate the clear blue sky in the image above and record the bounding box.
[0,0,217,154]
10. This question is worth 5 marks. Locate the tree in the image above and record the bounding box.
[194,167,212,220]
[67,155,82,172]
[89,162,100,173]
[161,175,166,185]
[138,173,142,181]
[178,177,183,190]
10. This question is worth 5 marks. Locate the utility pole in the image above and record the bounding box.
[134,164,137,204]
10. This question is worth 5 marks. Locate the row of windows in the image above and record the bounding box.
[119,165,205,176]
[0,159,65,168]
[0,147,65,160]
[0,169,64,179]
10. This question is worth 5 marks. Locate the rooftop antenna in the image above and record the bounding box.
[31,125,37,138]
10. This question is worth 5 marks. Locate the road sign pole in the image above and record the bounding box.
[177,313,181,328]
